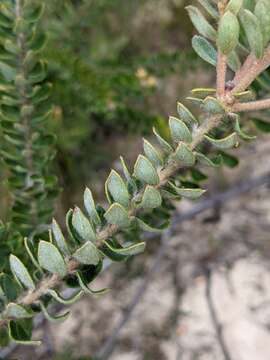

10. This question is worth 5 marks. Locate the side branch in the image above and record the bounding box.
[232,98,270,112]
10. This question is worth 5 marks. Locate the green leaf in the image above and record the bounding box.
[153,127,173,154]
[24,238,43,272]
[38,241,67,278]
[234,116,256,140]
[251,118,270,132]
[219,151,239,168]
[6,303,34,319]
[255,0,270,46]
[105,170,130,208]
[120,156,137,194]
[8,319,41,346]
[197,0,219,18]
[239,9,264,58]
[204,132,238,149]
[83,188,101,226]
[0,60,16,81]
[72,207,96,242]
[40,301,69,323]
[196,152,223,167]
[186,5,216,41]
[133,155,159,185]
[191,87,216,98]
[9,254,35,290]
[24,3,45,23]
[48,289,83,305]
[104,203,130,228]
[140,185,162,209]
[202,96,225,114]
[76,272,109,296]
[100,238,128,262]
[136,218,169,233]
[226,0,244,14]
[0,273,20,302]
[143,138,163,167]
[73,241,100,265]
[169,116,192,143]
[192,35,217,67]
[190,168,208,182]
[103,240,145,256]
[169,182,206,199]
[52,219,70,256]
[217,11,240,55]
[177,101,198,126]
[174,142,195,166]
[0,327,9,347]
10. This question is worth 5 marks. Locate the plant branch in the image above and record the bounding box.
[216,52,227,98]
[232,98,270,112]
[232,46,270,94]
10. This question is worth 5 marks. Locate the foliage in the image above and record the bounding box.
[1,0,270,351]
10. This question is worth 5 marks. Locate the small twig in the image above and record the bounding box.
[233,98,270,112]
[205,269,232,360]
[216,52,227,98]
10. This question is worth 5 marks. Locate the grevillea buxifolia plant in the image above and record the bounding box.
[1,0,270,348]
[0,0,58,241]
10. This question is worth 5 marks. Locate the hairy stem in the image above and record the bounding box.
[233,98,270,112]
[216,52,227,98]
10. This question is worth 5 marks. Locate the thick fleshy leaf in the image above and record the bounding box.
[72,207,96,242]
[38,241,67,278]
[234,116,256,140]
[136,218,169,233]
[9,254,35,290]
[103,240,145,256]
[48,289,84,305]
[169,116,192,143]
[153,127,173,154]
[204,132,238,149]
[140,186,162,209]
[197,0,219,18]
[143,138,163,167]
[24,238,43,272]
[104,203,130,228]
[239,9,263,58]
[255,0,270,46]
[192,35,217,67]
[226,0,243,14]
[196,152,223,167]
[100,239,129,262]
[8,319,41,346]
[105,170,130,208]
[133,155,159,185]
[202,96,225,114]
[76,272,109,296]
[40,301,69,323]
[177,102,198,126]
[217,11,239,55]
[52,219,70,256]
[73,241,100,265]
[186,5,216,41]
[174,142,195,166]
[6,303,34,319]
[83,188,101,226]
[169,182,206,199]
[191,88,216,98]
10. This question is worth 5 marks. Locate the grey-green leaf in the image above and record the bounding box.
[202,96,225,114]
[9,255,35,290]
[83,188,101,226]
[140,185,162,209]
[104,203,130,228]
[143,138,163,167]
[6,303,34,319]
[133,155,159,185]
[104,240,146,256]
[52,219,70,256]
[254,0,270,47]
[48,289,83,305]
[153,127,173,154]
[72,207,96,242]
[174,142,195,166]
[217,11,240,55]
[192,35,217,67]
[186,5,216,41]
[73,241,100,265]
[169,116,192,143]
[169,182,206,199]
[40,301,69,323]
[204,132,238,149]
[239,9,264,58]
[105,170,130,208]
[38,241,67,278]
[226,0,243,14]
[195,152,223,167]
[177,101,198,126]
